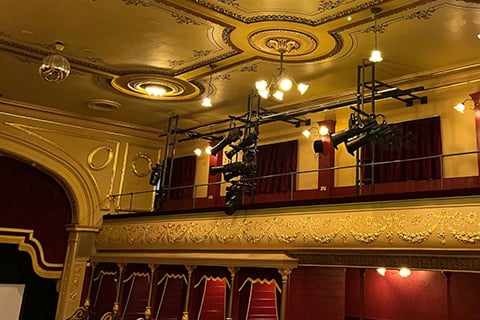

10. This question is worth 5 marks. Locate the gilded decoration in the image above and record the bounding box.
[96,204,480,251]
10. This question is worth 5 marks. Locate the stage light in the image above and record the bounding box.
[149,163,163,186]
[224,182,243,215]
[345,122,393,155]
[210,161,256,181]
[225,132,258,159]
[329,117,377,149]
[210,128,243,156]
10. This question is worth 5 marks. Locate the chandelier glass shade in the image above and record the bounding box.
[255,41,308,101]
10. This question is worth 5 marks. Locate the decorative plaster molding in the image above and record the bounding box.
[96,201,480,251]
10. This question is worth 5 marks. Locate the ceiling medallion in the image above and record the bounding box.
[111,74,200,100]
[248,29,318,57]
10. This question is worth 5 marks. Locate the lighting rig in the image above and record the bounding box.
[328,106,393,155]
[208,94,260,215]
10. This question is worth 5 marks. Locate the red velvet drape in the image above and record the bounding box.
[0,156,71,264]
[166,156,196,199]
[255,140,298,194]
[363,116,442,183]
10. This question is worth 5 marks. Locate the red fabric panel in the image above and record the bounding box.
[286,267,345,320]
[363,116,442,183]
[121,264,150,320]
[90,263,118,320]
[450,272,480,320]
[167,156,196,199]
[0,156,71,263]
[346,268,448,320]
[155,273,187,320]
[246,282,278,320]
[256,140,298,194]
[197,278,227,320]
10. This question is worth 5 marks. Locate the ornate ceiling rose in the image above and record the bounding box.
[248,29,318,57]
[111,74,201,100]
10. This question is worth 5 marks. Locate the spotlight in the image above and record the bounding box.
[210,128,243,156]
[224,182,243,215]
[210,161,256,181]
[225,132,258,159]
[329,117,377,149]
[345,122,393,155]
[149,163,163,186]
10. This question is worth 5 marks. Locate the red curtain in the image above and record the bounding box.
[362,116,442,183]
[0,156,71,263]
[256,140,298,194]
[166,156,196,199]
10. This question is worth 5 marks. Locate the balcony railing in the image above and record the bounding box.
[107,150,480,214]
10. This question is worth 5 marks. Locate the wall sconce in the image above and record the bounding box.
[398,267,411,278]
[194,146,213,156]
[376,267,411,277]
[376,267,387,276]
[454,92,480,113]
[39,40,71,83]
[302,125,329,138]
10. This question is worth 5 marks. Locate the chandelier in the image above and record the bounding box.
[255,38,309,101]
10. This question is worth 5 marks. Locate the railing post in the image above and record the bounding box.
[193,185,197,208]
[440,154,444,190]
[290,172,294,200]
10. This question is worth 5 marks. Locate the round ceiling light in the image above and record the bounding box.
[111,74,201,100]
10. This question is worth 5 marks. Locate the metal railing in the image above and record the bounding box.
[107,150,480,213]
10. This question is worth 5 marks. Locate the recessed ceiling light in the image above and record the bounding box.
[347,16,352,21]
[87,99,121,111]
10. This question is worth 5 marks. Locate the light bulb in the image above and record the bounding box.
[193,148,202,156]
[205,146,212,155]
[258,89,269,99]
[302,129,311,138]
[298,83,309,95]
[369,49,383,62]
[399,267,411,277]
[279,77,293,91]
[201,97,212,107]
[272,90,284,101]
[319,126,330,136]
[39,54,70,83]
[376,268,386,276]
[255,80,268,91]
[145,85,166,97]
[454,102,466,113]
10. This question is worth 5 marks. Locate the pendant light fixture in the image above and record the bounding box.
[369,7,383,63]
[39,40,71,83]
[255,38,308,101]
[201,65,215,107]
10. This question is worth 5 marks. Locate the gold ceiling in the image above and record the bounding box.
[0,0,479,132]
